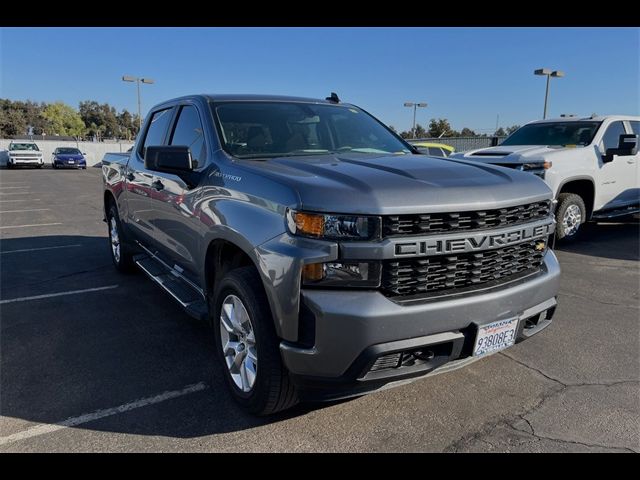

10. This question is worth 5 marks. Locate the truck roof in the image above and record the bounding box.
[204,94,339,104]
[528,114,639,124]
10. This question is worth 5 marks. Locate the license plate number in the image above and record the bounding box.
[68,160,75,164]
[473,318,518,356]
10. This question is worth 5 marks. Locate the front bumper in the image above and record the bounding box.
[280,249,560,400]
[10,158,43,165]
[55,161,86,169]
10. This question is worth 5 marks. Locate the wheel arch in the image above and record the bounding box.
[557,177,596,220]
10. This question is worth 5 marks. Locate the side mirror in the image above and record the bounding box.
[145,145,193,173]
[603,134,638,163]
[82,152,87,156]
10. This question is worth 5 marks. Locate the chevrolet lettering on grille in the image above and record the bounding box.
[394,221,554,257]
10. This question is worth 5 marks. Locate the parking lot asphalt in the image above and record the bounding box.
[0,167,638,452]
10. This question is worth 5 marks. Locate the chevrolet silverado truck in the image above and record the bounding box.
[6,141,45,168]
[451,115,640,241]
[102,94,560,415]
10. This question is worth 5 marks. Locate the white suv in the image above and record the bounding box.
[451,115,639,241]
[7,141,45,168]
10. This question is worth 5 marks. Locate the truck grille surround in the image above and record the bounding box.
[381,240,546,298]
[379,201,552,299]
[382,201,551,236]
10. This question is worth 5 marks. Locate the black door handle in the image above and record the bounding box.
[125,172,134,181]
[151,180,164,191]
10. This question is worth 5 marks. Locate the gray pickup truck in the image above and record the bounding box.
[102,94,560,415]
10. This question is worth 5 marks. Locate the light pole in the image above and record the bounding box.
[404,102,428,138]
[122,75,155,132]
[534,69,564,119]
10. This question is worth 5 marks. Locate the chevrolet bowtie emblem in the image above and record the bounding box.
[535,241,546,251]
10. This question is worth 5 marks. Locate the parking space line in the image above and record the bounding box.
[0,187,29,190]
[0,285,118,304]
[0,199,41,203]
[0,223,62,230]
[0,382,207,446]
[0,192,31,195]
[0,208,51,214]
[1,244,82,255]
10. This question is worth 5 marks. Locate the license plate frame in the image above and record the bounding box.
[473,318,519,357]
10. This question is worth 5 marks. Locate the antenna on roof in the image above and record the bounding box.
[326,92,340,103]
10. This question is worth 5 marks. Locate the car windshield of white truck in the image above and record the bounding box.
[56,148,81,154]
[501,121,601,147]
[9,143,39,151]
[214,102,411,159]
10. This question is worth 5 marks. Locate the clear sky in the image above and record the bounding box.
[1,27,638,132]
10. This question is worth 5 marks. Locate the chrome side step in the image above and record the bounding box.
[134,254,208,322]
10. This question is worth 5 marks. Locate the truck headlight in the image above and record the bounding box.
[286,209,380,241]
[302,261,381,288]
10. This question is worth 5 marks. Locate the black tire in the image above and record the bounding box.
[106,203,136,273]
[555,193,587,243]
[6,163,11,169]
[212,266,298,415]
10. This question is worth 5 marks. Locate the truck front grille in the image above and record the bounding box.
[381,240,545,298]
[382,201,551,237]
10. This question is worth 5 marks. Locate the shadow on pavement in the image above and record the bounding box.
[555,217,639,261]
[0,235,331,441]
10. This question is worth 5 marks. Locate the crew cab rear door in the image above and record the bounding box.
[148,103,208,275]
[124,107,174,244]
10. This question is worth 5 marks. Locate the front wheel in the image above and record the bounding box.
[212,267,298,415]
[555,193,586,243]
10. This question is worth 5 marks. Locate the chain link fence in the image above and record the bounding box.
[413,136,508,152]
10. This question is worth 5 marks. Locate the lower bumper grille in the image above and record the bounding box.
[382,240,546,298]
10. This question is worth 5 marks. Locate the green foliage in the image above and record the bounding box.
[506,124,520,135]
[42,102,86,137]
[460,127,477,136]
[428,118,455,138]
[494,127,506,136]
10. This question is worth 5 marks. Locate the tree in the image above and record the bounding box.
[388,125,397,133]
[414,123,427,138]
[460,127,477,137]
[117,109,140,140]
[41,102,86,138]
[79,100,119,139]
[494,127,506,137]
[428,118,454,138]
[506,125,520,135]
[0,102,28,136]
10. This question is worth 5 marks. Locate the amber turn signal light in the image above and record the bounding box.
[293,212,325,237]
[302,263,324,282]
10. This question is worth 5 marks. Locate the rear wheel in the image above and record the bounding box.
[106,204,135,272]
[212,266,298,415]
[555,193,586,242]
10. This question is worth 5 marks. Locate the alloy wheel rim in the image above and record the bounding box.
[562,204,582,236]
[110,217,121,263]
[219,294,257,393]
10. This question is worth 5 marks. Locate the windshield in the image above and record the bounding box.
[501,121,601,147]
[55,148,81,155]
[213,101,411,159]
[9,143,39,151]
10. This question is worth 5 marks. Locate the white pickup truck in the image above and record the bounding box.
[451,115,639,241]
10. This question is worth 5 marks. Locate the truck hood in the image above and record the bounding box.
[454,144,575,165]
[238,153,552,214]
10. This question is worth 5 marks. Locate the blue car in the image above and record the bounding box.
[52,147,87,169]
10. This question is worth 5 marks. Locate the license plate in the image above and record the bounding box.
[68,160,75,164]
[473,318,518,356]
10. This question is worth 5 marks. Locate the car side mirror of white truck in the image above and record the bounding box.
[603,134,638,163]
